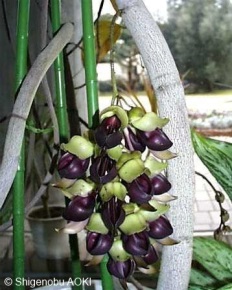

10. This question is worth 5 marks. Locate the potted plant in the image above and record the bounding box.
[26,204,70,259]
[24,99,70,259]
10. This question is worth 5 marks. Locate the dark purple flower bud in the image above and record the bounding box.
[124,127,146,152]
[151,174,172,195]
[122,231,150,256]
[148,215,173,239]
[58,152,90,179]
[137,128,173,151]
[94,116,122,149]
[127,173,153,204]
[101,115,122,132]
[107,258,136,279]
[101,198,125,233]
[90,155,117,184]
[141,245,159,265]
[63,194,95,222]
[86,232,113,255]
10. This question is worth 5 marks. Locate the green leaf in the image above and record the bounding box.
[192,129,232,200]
[190,268,218,288]
[193,237,232,282]
[188,286,214,290]
[217,283,232,290]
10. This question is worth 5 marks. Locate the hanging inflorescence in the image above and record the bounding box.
[55,104,177,280]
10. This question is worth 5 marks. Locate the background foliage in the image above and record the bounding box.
[160,0,232,91]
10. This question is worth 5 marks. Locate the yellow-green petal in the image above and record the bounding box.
[122,203,139,215]
[132,112,169,131]
[109,239,131,261]
[144,156,167,177]
[107,145,123,161]
[86,213,108,234]
[116,151,141,170]
[128,107,145,123]
[100,105,128,129]
[61,136,94,159]
[100,182,127,202]
[118,159,145,183]
[62,179,94,198]
[119,212,147,234]
[139,200,170,222]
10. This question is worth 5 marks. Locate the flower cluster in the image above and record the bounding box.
[56,105,177,280]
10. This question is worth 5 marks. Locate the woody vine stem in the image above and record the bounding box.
[115,1,195,289]
[0,23,74,209]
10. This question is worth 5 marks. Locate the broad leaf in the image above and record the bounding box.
[193,237,232,282]
[190,268,218,288]
[217,283,232,290]
[95,17,121,62]
[188,286,214,290]
[191,129,232,200]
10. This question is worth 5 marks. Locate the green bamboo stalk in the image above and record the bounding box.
[50,1,82,290]
[13,0,30,289]
[50,0,69,140]
[81,0,99,128]
[81,1,114,289]
[100,255,114,290]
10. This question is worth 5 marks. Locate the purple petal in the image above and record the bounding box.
[122,231,150,256]
[142,245,159,265]
[63,194,95,222]
[86,232,113,255]
[151,174,172,195]
[137,128,173,151]
[101,199,125,232]
[148,215,173,239]
[127,174,153,204]
[58,152,90,179]
[107,258,136,279]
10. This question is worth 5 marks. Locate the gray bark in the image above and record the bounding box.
[0,1,17,160]
[0,23,74,209]
[116,1,195,289]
